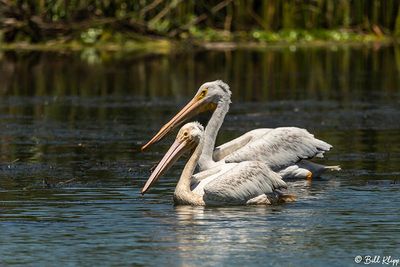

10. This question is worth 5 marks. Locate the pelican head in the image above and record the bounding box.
[141,122,204,194]
[141,80,231,151]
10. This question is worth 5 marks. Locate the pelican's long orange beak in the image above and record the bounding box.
[141,96,215,151]
[141,138,192,194]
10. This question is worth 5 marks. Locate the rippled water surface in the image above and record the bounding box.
[1,45,400,266]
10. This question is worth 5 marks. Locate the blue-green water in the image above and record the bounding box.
[1,45,399,266]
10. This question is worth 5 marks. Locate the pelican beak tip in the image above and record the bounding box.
[141,142,151,152]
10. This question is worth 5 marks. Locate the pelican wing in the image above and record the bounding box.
[191,165,224,185]
[224,127,332,171]
[192,163,239,195]
[213,128,273,161]
[202,161,287,205]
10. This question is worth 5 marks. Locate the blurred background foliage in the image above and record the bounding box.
[1,0,400,45]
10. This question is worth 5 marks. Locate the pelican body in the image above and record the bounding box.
[142,81,340,178]
[142,122,294,206]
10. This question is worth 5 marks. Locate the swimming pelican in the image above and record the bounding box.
[141,122,294,206]
[142,80,340,178]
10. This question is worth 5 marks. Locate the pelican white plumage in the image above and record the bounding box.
[141,122,294,206]
[142,80,340,178]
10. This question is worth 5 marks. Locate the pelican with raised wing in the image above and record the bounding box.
[141,80,340,179]
[141,122,294,206]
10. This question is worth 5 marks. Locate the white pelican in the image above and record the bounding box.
[142,80,340,178]
[141,122,295,206]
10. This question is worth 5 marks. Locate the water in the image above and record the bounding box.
[1,44,400,266]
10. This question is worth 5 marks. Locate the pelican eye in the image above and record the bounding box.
[198,88,208,99]
[183,131,188,137]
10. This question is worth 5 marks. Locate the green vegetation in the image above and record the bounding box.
[1,0,400,50]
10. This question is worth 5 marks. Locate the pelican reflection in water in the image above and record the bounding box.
[142,80,340,180]
[142,122,295,206]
